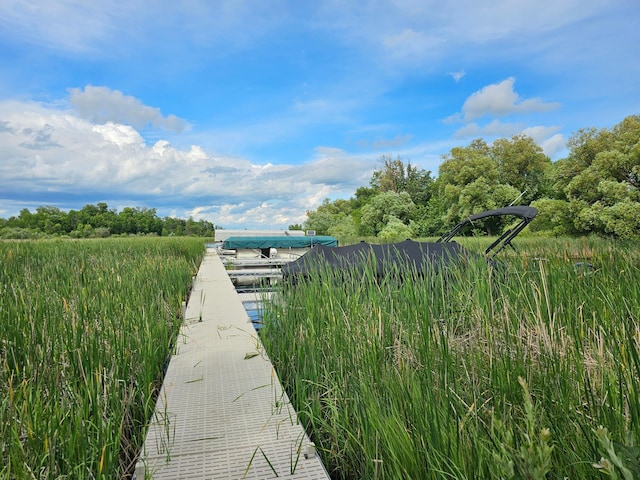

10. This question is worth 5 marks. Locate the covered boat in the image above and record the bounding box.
[221,235,338,263]
[222,235,338,250]
[281,206,537,281]
[281,239,471,281]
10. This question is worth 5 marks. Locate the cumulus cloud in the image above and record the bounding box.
[0,104,192,193]
[69,86,189,132]
[453,120,523,139]
[540,133,566,158]
[0,99,372,228]
[460,78,560,122]
[521,125,565,158]
[445,79,565,159]
[0,121,15,133]
[521,125,562,144]
[19,125,61,150]
[289,149,372,186]
[451,120,566,159]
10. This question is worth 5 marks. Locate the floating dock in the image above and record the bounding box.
[134,248,329,479]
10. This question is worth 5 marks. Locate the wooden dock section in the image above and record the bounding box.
[134,248,329,479]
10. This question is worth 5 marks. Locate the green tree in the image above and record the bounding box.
[16,208,36,229]
[565,116,640,238]
[135,207,162,235]
[404,164,434,206]
[304,205,338,235]
[118,207,138,234]
[370,155,407,192]
[378,215,415,241]
[359,191,415,236]
[491,134,551,203]
[162,216,186,236]
[370,154,433,206]
[34,206,67,234]
[304,198,356,235]
[529,198,579,236]
[531,115,640,238]
[436,139,527,234]
[0,203,217,238]
[327,216,358,238]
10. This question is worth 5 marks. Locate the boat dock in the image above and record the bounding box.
[134,247,330,479]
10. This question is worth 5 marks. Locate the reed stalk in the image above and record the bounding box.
[0,237,205,479]
[262,237,640,479]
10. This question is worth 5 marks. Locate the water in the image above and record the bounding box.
[242,300,264,330]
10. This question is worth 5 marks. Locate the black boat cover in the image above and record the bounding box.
[281,206,537,281]
[280,239,473,280]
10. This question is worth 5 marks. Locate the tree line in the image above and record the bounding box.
[302,115,640,240]
[3,115,637,241]
[0,203,216,239]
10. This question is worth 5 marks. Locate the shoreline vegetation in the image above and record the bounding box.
[0,204,216,239]
[262,236,640,479]
[0,237,205,479]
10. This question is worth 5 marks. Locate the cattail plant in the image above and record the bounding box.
[0,237,204,479]
[262,237,640,479]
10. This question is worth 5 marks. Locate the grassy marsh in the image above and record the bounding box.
[262,237,640,479]
[0,238,205,479]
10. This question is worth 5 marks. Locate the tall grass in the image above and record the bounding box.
[0,238,205,479]
[262,237,640,479]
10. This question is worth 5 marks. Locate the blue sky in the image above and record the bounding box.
[1,0,638,229]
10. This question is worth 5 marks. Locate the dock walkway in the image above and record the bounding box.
[134,248,329,479]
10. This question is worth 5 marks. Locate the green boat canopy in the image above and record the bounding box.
[222,235,338,250]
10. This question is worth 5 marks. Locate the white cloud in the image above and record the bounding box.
[452,120,567,159]
[450,70,466,82]
[460,78,560,121]
[521,125,562,145]
[69,86,189,132]
[454,120,523,139]
[0,99,373,228]
[446,79,564,157]
[521,126,565,158]
[540,133,566,159]
[289,149,373,186]
[382,28,443,62]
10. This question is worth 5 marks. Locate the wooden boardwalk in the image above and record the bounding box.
[134,248,329,479]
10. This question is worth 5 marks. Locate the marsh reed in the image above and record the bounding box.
[262,238,640,479]
[0,238,205,479]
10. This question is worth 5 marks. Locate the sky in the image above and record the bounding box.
[0,1,638,229]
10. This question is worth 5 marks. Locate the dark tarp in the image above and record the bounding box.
[280,206,537,281]
[281,240,475,280]
[222,235,338,250]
